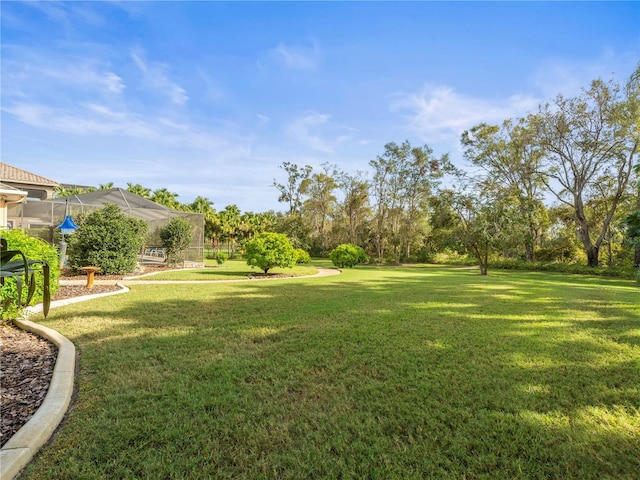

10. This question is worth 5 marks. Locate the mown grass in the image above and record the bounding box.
[146,259,317,281]
[23,265,639,479]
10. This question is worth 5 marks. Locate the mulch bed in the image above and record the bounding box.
[0,325,57,447]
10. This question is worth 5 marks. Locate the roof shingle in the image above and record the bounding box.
[0,163,59,187]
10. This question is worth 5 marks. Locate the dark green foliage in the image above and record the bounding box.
[329,243,368,268]
[1,231,59,320]
[245,232,297,274]
[68,204,148,275]
[159,217,194,266]
[295,248,311,264]
[490,258,638,279]
[215,251,228,265]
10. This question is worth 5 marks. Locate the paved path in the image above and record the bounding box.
[60,266,341,286]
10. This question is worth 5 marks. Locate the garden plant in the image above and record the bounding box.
[0,231,58,320]
[68,204,148,275]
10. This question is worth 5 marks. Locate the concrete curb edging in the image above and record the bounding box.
[0,283,129,480]
[0,319,75,480]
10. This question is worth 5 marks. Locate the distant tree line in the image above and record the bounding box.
[55,65,639,274]
[270,65,639,274]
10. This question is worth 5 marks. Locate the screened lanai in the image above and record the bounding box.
[8,188,205,266]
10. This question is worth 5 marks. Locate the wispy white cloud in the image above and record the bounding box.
[47,63,125,94]
[2,53,125,97]
[196,67,226,103]
[268,41,320,71]
[256,114,270,128]
[532,51,638,100]
[2,100,249,154]
[131,49,188,106]
[287,112,355,153]
[390,84,540,143]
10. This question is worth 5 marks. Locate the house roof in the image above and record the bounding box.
[0,163,59,187]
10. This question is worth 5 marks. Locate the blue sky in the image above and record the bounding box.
[2,1,638,213]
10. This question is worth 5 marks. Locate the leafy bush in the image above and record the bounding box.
[68,204,148,275]
[215,251,228,265]
[1,230,60,321]
[295,248,311,264]
[329,243,368,268]
[489,258,637,279]
[245,232,297,274]
[431,249,476,265]
[159,217,194,266]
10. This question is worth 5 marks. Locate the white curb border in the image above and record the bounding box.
[0,283,129,480]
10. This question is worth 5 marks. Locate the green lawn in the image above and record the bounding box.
[146,259,318,281]
[24,266,639,479]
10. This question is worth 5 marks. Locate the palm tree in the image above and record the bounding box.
[126,183,152,199]
[151,188,180,209]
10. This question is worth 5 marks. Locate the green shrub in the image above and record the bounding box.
[159,217,194,266]
[215,251,228,265]
[431,249,476,265]
[329,244,368,268]
[245,232,297,274]
[1,230,60,321]
[489,258,637,279]
[68,204,148,275]
[295,248,311,264]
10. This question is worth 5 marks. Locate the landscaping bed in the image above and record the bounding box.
[0,325,57,447]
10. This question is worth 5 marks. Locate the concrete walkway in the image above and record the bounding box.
[60,266,341,286]
[0,266,340,480]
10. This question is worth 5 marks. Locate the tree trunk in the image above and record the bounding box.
[525,242,534,262]
[634,244,640,268]
[586,245,599,267]
[472,245,489,275]
[575,199,600,267]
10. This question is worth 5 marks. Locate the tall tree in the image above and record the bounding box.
[302,163,338,254]
[187,196,214,214]
[54,185,96,197]
[273,162,312,215]
[623,163,640,266]
[126,183,152,199]
[219,204,241,255]
[533,71,639,267]
[336,170,370,245]
[151,188,180,210]
[462,118,546,261]
[369,141,445,262]
[448,185,522,275]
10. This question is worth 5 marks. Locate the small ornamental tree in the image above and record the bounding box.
[295,248,311,264]
[68,204,148,275]
[329,243,368,268]
[245,232,297,274]
[215,251,228,265]
[159,217,194,266]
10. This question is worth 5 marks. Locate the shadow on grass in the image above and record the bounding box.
[26,267,640,479]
